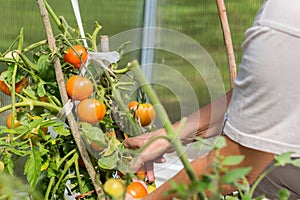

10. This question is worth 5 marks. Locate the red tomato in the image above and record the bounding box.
[126,181,148,199]
[6,112,21,129]
[128,101,156,127]
[0,78,28,96]
[66,75,93,100]
[77,99,106,124]
[63,45,88,69]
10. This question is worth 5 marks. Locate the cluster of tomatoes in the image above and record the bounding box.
[103,168,156,200]
[63,45,157,199]
[64,45,107,124]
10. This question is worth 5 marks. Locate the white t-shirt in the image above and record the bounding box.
[223,0,300,157]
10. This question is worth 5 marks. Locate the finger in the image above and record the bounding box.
[153,156,166,163]
[144,161,155,183]
[129,157,145,173]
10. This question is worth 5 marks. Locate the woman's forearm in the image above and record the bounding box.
[177,89,232,144]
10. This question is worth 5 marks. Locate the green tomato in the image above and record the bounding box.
[103,178,125,199]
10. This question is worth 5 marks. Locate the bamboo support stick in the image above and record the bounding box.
[216,0,237,88]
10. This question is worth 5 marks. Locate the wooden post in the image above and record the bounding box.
[216,0,237,88]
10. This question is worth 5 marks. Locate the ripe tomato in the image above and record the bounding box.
[66,75,93,100]
[128,101,156,127]
[6,112,21,129]
[63,45,88,69]
[0,78,28,96]
[126,181,148,199]
[103,178,125,199]
[77,99,106,124]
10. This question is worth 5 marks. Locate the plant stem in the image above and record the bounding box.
[74,152,84,194]
[249,165,275,197]
[91,22,102,51]
[45,177,55,200]
[0,100,61,114]
[10,28,23,141]
[51,154,76,200]
[130,60,199,183]
[22,39,47,53]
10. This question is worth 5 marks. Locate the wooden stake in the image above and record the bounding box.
[216,0,237,88]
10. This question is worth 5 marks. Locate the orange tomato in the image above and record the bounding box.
[6,112,20,129]
[126,181,148,199]
[0,78,28,96]
[77,99,106,124]
[128,101,156,127]
[63,45,88,69]
[66,75,93,101]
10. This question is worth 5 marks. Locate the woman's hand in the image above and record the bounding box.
[124,128,171,182]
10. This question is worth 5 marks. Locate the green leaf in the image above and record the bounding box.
[37,55,48,72]
[37,55,55,81]
[222,155,244,166]
[291,158,300,168]
[214,136,226,150]
[53,124,70,136]
[80,122,105,143]
[47,162,58,178]
[24,147,43,190]
[102,137,117,157]
[278,188,290,200]
[274,152,294,167]
[97,152,118,170]
[37,82,46,97]
[221,167,251,185]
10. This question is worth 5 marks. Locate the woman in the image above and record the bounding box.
[125,0,300,199]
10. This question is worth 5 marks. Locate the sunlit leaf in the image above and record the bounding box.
[274,152,294,167]
[24,147,43,190]
[291,158,300,168]
[214,136,226,150]
[222,155,244,166]
[221,167,251,184]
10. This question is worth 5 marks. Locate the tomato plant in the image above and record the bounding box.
[63,45,88,69]
[126,181,148,199]
[0,78,28,96]
[77,99,106,124]
[103,178,125,199]
[66,75,93,100]
[128,101,156,127]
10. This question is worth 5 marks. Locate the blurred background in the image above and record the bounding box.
[0,0,262,124]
